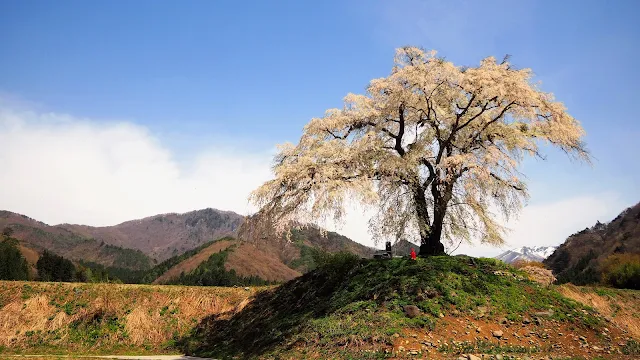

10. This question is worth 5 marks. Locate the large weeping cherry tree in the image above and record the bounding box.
[249,47,589,256]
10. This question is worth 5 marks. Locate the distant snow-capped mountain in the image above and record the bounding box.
[495,246,557,264]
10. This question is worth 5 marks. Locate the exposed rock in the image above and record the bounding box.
[492,330,503,338]
[423,287,439,299]
[534,309,554,317]
[403,305,421,318]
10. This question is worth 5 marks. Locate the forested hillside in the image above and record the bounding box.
[544,202,640,289]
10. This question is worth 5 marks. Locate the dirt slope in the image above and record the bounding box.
[152,239,235,284]
[225,242,301,282]
[153,240,301,284]
[559,284,640,339]
[17,243,39,278]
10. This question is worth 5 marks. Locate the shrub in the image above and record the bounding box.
[312,251,361,273]
[600,253,640,290]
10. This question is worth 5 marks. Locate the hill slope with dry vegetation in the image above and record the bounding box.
[0,281,259,355]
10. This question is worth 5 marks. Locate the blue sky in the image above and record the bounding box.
[1,0,638,254]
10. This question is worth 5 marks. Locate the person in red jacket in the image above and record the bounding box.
[410,248,417,260]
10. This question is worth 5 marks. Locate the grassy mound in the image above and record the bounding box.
[184,255,608,359]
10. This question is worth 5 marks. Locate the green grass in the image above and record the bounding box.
[437,339,540,355]
[183,254,604,359]
[622,339,640,355]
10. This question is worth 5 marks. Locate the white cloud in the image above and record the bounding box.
[0,105,273,226]
[0,102,628,258]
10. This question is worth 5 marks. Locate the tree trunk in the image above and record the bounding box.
[421,208,445,256]
[413,185,446,256]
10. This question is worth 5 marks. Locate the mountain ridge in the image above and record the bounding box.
[59,208,244,261]
[495,245,558,264]
[0,211,152,270]
[1,208,377,283]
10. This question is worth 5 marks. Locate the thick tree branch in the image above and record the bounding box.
[455,96,499,133]
[489,172,524,191]
[395,103,406,156]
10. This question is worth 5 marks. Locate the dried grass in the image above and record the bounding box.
[0,295,56,345]
[234,298,251,313]
[124,307,164,345]
[559,284,640,339]
[0,280,258,350]
[521,266,556,286]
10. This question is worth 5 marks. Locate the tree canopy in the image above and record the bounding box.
[250,47,589,255]
[37,250,76,282]
[0,237,30,281]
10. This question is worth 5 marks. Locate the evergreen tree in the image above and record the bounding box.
[36,250,76,282]
[0,237,30,280]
